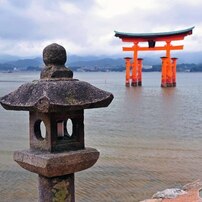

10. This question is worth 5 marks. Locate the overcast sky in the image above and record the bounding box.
[0,0,201,57]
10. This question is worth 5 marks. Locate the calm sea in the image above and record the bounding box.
[0,71,202,202]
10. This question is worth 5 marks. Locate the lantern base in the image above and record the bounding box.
[14,147,99,177]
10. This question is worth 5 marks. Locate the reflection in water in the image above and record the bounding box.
[0,72,202,202]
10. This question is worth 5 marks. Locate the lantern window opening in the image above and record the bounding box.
[66,119,73,137]
[57,120,64,138]
[34,120,46,140]
[57,119,73,140]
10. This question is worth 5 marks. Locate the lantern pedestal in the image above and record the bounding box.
[14,148,99,201]
[14,148,99,177]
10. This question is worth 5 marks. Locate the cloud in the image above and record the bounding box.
[7,0,30,9]
[0,0,201,56]
[0,1,39,40]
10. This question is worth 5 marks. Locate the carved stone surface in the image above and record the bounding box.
[38,174,74,202]
[41,65,73,79]
[43,43,67,66]
[0,79,113,112]
[29,111,85,152]
[41,43,73,79]
[14,148,99,177]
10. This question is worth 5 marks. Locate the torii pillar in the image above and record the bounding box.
[172,58,178,87]
[124,57,132,87]
[115,27,194,87]
[137,58,143,86]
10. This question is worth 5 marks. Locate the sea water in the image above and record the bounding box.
[0,71,202,202]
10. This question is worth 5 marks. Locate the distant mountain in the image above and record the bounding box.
[0,63,15,71]
[9,57,43,69]
[0,51,202,72]
[68,55,107,63]
[174,52,202,64]
[0,57,43,71]
[0,54,21,63]
[136,51,202,64]
[69,58,124,68]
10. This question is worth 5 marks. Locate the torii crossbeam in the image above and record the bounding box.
[115,27,194,87]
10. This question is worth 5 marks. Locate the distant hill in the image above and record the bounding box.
[0,52,202,72]
[68,55,107,63]
[170,52,202,64]
[9,57,43,69]
[69,58,124,68]
[0,57,43,71]
[0,54,21,63]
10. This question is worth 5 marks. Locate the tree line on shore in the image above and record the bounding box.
[0,57,202,72]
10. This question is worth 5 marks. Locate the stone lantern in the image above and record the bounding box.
[0,43,113,201]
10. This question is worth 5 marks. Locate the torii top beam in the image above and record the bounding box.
[114,27,194,43]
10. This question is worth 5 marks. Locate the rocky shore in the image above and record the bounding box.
[141,180,202,202]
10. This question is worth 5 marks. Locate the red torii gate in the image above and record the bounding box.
[114,27,194,87]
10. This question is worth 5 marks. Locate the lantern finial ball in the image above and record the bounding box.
[43,43,67,66]
[41,43,73,79]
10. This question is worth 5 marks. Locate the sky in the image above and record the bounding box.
[0,0,201,57]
